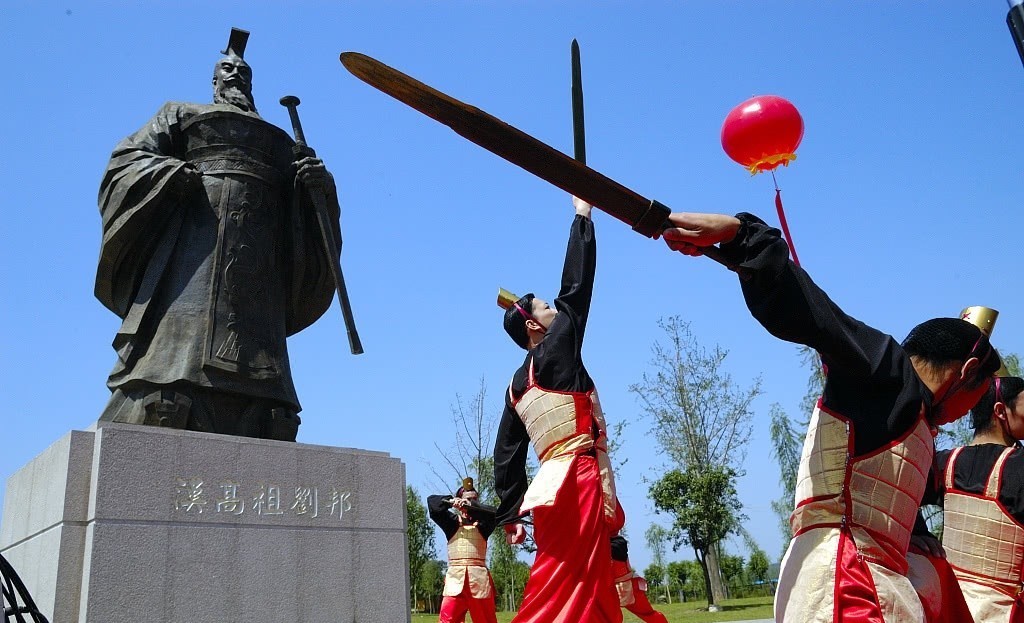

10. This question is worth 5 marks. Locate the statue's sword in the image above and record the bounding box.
[340,51,733,269]
[280,95,364,355]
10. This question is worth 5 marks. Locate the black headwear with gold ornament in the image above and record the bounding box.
[498,287,536,350]
[960,306,1008,377]
[455,477,475,498]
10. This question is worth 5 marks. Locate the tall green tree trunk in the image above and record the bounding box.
[695,547,713,610]
[704,543,727,610]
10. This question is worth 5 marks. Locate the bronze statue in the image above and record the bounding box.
[95,28,342,441]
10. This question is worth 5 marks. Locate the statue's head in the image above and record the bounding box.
[212,28,256,113]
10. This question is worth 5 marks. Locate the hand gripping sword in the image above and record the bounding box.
[279,95,364,355]
[340,52,735,270]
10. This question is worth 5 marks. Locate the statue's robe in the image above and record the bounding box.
[96,102,338,411]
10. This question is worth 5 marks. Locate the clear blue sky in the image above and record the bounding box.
[2,2,1022,575]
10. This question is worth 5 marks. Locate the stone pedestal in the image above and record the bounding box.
[1,423,409,623]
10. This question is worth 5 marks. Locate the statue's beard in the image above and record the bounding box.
[214,85,257,113]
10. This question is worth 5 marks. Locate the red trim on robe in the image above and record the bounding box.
[834,527,886,622]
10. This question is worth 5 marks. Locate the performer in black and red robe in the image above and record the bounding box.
[493,197,622,623]
[610,535,668,623]
[659,211,999,622]
[428,478,498,623]
[920,375,1024,623]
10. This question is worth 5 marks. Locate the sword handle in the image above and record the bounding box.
[280,96,310,148]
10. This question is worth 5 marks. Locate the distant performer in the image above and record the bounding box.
[427,478,498,623]
[610,534,668,623]
[494,196,623,623]
[922,374,1024,623]
[94,28,341,441]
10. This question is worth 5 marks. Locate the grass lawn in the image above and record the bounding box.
[410,595,773,623]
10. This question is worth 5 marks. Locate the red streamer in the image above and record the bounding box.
[775,187,801,267]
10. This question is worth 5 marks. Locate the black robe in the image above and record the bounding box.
[719,212,935,456]
[427,495,497,541]
[95,102,339,409]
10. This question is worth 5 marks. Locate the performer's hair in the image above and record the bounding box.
[971,376,1024,433]
[902,318,1001,386]
[503,293,536,350]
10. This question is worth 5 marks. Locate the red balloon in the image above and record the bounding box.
[721,95,803,174]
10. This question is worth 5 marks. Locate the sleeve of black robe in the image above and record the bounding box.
[529,213,597,393]
[427,494,459,541]
[718,213,928,456]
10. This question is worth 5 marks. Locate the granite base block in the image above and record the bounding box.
[1,422,410,623]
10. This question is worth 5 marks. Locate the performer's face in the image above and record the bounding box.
[529,298,557,330]
[457,491,478,518]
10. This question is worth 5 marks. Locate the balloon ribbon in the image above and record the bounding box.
[773,182,800,267]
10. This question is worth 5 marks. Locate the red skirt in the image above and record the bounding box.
[513,455,622,623]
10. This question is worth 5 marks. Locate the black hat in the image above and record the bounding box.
[221,27,250,58]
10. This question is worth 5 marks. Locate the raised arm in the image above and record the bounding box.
[551,200,596,343]
[663,212,898,378]
[426,494,459,541]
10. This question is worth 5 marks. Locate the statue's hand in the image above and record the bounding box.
[296,157,335,192]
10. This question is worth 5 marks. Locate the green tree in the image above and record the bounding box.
[406,486,436,610]
[768,346,822,550]
[1003,353,1021,377]
[650,465,744,610]
[644,563,665,593]
[489,537,530,612]
[632,317,760,610]
[673,560,708,601]
[768,402,801,545]
[718,553,746,594]
[747,548,770,585]
[645,523,673,603]
[665,560,689,600]
[418,559,446,613]
[798,345,825,418]
[605,417,630,473]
